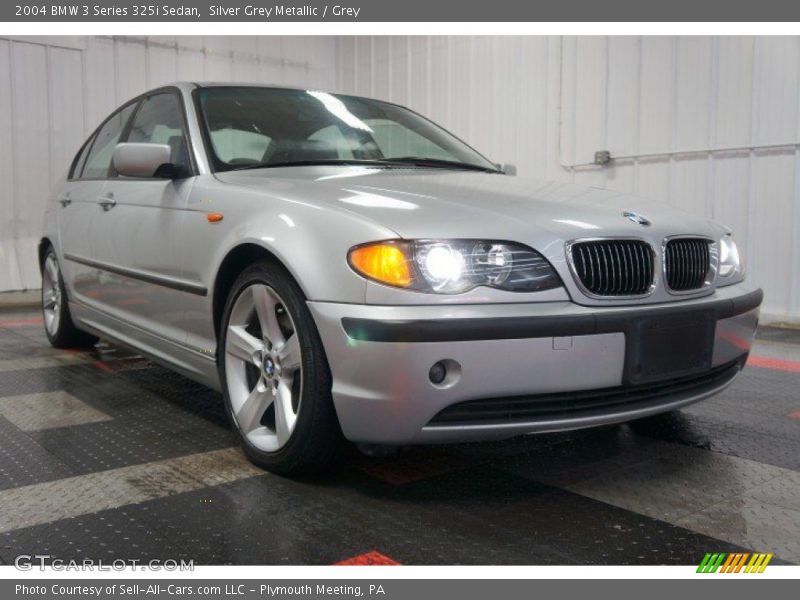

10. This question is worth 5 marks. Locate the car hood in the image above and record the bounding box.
[217,166,724,245]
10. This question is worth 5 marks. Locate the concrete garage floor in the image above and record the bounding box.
[0,307,798,566]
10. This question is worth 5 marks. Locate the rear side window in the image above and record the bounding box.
[80,102,137,179]
[126,92,190,175]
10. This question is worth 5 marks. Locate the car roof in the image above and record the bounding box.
[190,81,308,91]
[172,81,387,104]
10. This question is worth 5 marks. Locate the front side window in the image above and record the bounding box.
[196,87,498,173]
[69,135,95,179]
[80,102,137,179]
[126,92,190,175]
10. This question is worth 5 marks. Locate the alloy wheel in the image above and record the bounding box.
[224,283,303,452]
[41,253,62,337]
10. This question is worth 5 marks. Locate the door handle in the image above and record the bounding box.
[58,194,71,207]
[98,194,116,211]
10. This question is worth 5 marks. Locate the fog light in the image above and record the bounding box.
[429,361,447,384]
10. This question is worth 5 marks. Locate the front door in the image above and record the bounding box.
[89,91,196,349]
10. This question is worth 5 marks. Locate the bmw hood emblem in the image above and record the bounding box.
[622,211,652,226]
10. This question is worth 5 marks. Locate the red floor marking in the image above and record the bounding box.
[0,317,43,328]
[719,329,752,351]
[335,551,400,566]
[787,411,800,420]
[747,355,800,374]
[92,361,115,373]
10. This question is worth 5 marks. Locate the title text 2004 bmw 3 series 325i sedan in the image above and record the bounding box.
[41,83,762,473]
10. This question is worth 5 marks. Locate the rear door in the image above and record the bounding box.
[89,90,196,347]
[58,102,138,305]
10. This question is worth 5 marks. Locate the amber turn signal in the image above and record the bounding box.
[348,242,412,288]
[207,213,224,223]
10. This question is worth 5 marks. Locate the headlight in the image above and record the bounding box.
[348,239,562,294]
[718,234,743,281]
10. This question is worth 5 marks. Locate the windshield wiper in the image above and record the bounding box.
[228,157,502,173]
[229,159,399,171]
[383,156,502,173]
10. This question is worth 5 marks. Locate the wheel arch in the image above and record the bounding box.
[38,237,54,270]
[211,242,304,341]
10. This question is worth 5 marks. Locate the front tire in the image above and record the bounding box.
[218,260,341,475]
[41,247,98,349]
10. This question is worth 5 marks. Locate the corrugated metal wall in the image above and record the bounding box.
[335,36,800,324]
[0,35,337,294]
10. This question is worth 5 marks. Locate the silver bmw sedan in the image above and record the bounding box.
[40,83,762,473]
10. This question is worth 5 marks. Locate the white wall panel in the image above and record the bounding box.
[675,37,713,151]
[353,37,373,98]
[0,35,338,294]
[715,37,754,148]
[145,41,178,89]
[47,47,85,188]
[408,37,429,116]
[280,38,309,88]
[752,38,799,146]
[202,36,233,81]
[336,36,800,324]
[0,40,18,291]
[176,37,205,81]
[255,38,283,84]
[10,42,50,291]
[83,37,117,128]
[389,37,409,106]
[336,38,356,98]
[639,38,675,156]
[115,40,148,104]
[369,36,389,102]
[712,153,751,239]
[606,37,640,161]
[751,153,796,318]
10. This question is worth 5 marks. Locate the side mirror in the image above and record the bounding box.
[501,163,517,176]
[113,143,175,178]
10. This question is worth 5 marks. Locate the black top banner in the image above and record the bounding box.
[4,0,800,22]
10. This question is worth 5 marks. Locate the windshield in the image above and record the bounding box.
[195,86,499,172]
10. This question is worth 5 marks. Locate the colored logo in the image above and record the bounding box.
[697,552,774,573]
[622,210,652,226]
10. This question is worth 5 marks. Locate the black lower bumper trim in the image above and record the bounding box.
[342,288,763,344]
[428,357,745,426]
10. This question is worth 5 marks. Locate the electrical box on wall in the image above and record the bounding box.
[594,150,611,166]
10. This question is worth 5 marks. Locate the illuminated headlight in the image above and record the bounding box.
[348,239,562,294]
[417,243,466,290]
[718,234,743,280]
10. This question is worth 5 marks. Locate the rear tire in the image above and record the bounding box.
[41,247,98,349]
[218,259,342,475]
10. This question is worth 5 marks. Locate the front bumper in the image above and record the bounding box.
[308,284,762,444]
